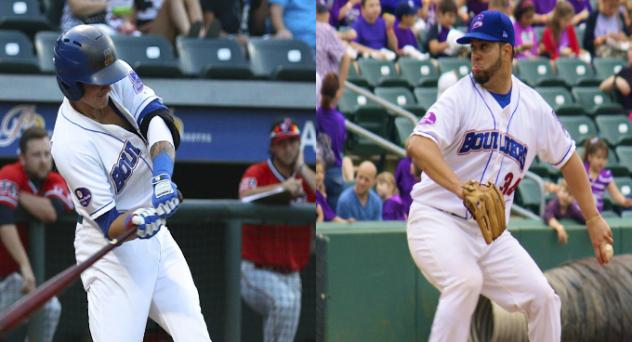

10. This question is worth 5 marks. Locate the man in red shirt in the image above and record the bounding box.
[0,127,74,341]
[238,117,316,342]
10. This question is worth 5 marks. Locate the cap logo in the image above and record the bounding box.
[103,48,114,67]
[502,31,508,38]
[471,14,484,29]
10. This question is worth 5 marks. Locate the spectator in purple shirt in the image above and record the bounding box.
[330,0,362,28]
[317,73,348,210]
[394,156,419,213]
[568,0,592,25]
[350,0,399,59]
[425,0,458,58]
[393,2,430,59]
[583,137,632,212]
[513,0,538,60]
[376,171,408,220]
[316,159,353,223]
[543,179,584,244]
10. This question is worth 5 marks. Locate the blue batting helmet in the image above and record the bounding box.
[53,25,130,101]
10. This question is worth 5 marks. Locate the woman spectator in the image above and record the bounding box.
[540,1,582,60]
[583,0,630,59]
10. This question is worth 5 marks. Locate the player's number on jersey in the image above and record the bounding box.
[500,172,521,196]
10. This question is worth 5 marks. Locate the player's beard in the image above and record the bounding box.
[473,50,502,85]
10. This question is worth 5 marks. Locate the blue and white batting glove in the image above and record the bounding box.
[152,174,181,219]
[127,207,165,239]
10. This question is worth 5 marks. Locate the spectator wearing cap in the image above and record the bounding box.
[425,0,458,58]
[239,117,316,342]
[393,2,429,59]
[350,0,399,59]
[316,2,351,91]
[513,0,538,59]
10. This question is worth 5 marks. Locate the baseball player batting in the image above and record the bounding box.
[406,10,613,342]
[49,25,211,341]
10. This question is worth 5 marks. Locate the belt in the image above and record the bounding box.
[254,264,296,274]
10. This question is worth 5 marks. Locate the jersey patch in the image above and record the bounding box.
[128,71,144,94]
[419,112,437,125]
[0,180,18,207]
[110,141,142,193]
[75,187,92,207]
[239,177,257,193]
[458,130,528,171]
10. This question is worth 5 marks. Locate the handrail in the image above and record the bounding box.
[345,120,406,157]
[345,81,418,126]
[523,171,546,218]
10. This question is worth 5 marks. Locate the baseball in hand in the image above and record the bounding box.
[602,243,614,262]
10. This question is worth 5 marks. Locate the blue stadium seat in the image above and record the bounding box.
[248,38,315,81]
[0,30,39,73]
[111,34,182,77]
[176,37,253,79]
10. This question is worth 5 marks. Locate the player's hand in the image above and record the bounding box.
[283,178,305,197]
[554,225,568,244]
[152,174,181,219]
[586,216,614,265]
[20,264,36,294]
[127,207,165,239]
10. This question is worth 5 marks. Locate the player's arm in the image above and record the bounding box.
[96,208,164,241]
[18,192,57,223]
[0,224,35,292]
[560,152,613,264]
[406,135,464,199]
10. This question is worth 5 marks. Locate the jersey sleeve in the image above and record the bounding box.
[239,164,263,195]
[411,87,462,150]
[108,61,161,126]
[53,147,116,220]
[43,173,74,212]
[537,107,575,168]
[0,166,20,210]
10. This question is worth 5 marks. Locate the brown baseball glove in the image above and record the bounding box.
[462,180,507,244]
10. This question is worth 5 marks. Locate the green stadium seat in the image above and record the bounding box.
[347,62,370,87]
[374,87,425,116]
[555,58,600,87]
[247,38,315,81]
[398,58,439,87]
[516,58,564,87]
[111,34,183,77]
[601,210,619,218]
[571,87,623,116]
[33,30,57,74]
[0,30,39,74]
[528,157,559,178]
[516,177,542,213]
[437,57,471,78]
[0,0,52,36]
[622,210,632,218]
[558,115,597,145]
[176,37,253,79]
[616,146,632,174]
[394,116,416,147]
[357,59,407,87]
[593,58,626,81]
[595,115,632,146]
[413,87,438,112]
[338,87,376,115]
[535,86,586,116]
[347,107,392,157]
[603,177,632,209]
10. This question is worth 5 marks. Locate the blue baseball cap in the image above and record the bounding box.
[456,10,514,47]
[395,3,417,19]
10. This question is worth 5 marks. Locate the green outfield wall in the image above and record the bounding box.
[316,218,632,342]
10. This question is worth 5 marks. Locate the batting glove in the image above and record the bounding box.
[151,174,180,219]
[127,207,165,239]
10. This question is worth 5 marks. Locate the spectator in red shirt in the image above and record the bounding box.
[0,127,74,341]
[540,1,582,60]
[238,117,316,342]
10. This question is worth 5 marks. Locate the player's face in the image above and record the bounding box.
[271,137,300,168]
[470,40,503,85]
[20,137,52,180]
[362,0,381,22]
[80,84,111,110]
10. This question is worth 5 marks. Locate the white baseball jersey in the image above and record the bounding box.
[411,74,575,222]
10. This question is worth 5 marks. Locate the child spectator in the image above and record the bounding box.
[543,179,584,244]
[425,0,463,58]
[376,171,408,221]
[583,137,632,212]
[330,0,362,28]
[540,1,583,61]
[350,0,399,59]
[394,2,429,59]
[316,160,353,223]
[513,0,539,60]
[599,48,632,114]
[583,0,630,59]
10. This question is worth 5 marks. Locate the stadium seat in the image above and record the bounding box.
[413,87,438,112]
[347,107,392,156]
[595,115,632,146]
[357,59,407,87]
[248,38,315,81]
[398,58,439,87]
[616,146,632,174]
[571,87,623,115]
[111,35,182,77]
[0,30,39,73]
[0,0,52,36]
[347,62,370,87]
[593,57,626,81]
[554,58,600,87]
[437,57,470,78]
[601,210,619,218]
[374,87,425,115]
[516,58,564,87]
[576,26,585,49]
[394,116,416,147]
[34,30,57,73]
[558,115,597,145]
[176,37,253,79]
[338,87,376,115]
[516,177,542,213]
[535,86,585,115]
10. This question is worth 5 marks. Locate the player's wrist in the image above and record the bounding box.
[152,151,174,178]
